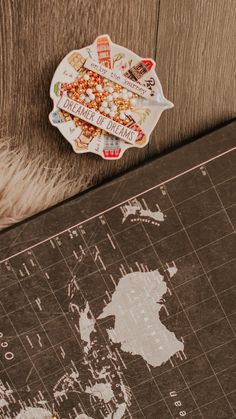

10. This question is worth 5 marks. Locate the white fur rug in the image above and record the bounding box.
[0,139,92,230]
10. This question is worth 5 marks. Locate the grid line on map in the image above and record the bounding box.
[137,216,204,418]
[102,213,177,419]
[0,147,236,418]
[31,248,96,415]
[1,268,235,343]
[165,176,236,419]
[1,266,54,412]
[54,232,146,419]
[1,344,236,417]
[10,256,70,381]
[0,147,235,265]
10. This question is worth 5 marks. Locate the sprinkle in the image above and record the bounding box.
[99,106,105,112]
[107,95,113,102]
[85,97,91,103]
[125,109,132,115]
[102,100,108,108]
[122,93,128,100]
[130,98,137,106]
[89,93,95,100]
[104,108,110,114]
[128,92,133,98]
[122,88,128,93]
[110,111,116,117]
[112,92,118,99]
[119,112,126,120]
[86,88,93,95]
[80,94,85,100]
[108,86,114,93]
[96,84,103,92]
[83,74,90,81]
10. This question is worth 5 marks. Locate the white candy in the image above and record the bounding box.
[86,88,93,95]
[104,108,110,114]
[122,93,128,100]
[130,98,137,106]
[128,92,133,98]
[80,94,85,100]
[96,84,103,92]
[125,109,132,116]
[83,74,90,81]
[85,97,91,103]
[107,95,113,102]
[99,106,105,112]
[108,86,114,93]
[110,111,116,117]
[89,93,95,100]
[122,88,128,93]
[119,112,126,120]
[102,100,108,108]
[111,104,117,111]
[112,92,118,99]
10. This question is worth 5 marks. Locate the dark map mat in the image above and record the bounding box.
[0,121,236,419]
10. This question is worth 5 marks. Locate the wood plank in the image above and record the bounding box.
[151,0,236,154]
[0,0,159,178]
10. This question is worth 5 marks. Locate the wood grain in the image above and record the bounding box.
[0,0,236,223]
[0,0,159,181]
[152,0,236,153]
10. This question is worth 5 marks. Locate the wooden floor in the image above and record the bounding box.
[0,0,236,214]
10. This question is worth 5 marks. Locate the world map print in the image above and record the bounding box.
[0,133,236,419]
